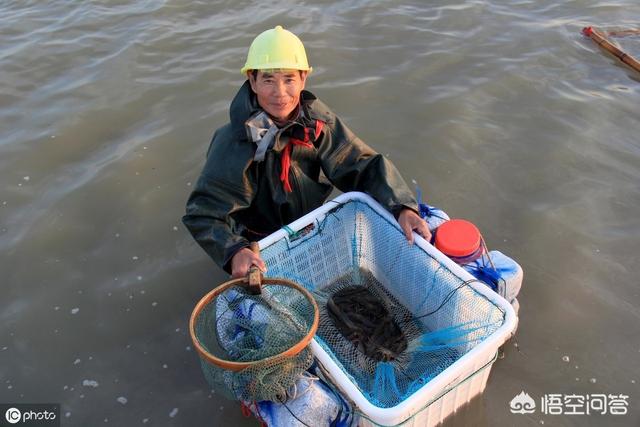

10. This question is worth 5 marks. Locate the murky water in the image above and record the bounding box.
[1,1,639,426]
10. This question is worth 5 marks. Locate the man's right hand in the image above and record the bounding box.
[230,247,267,278]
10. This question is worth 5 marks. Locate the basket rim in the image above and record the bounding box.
[189,276,319,372]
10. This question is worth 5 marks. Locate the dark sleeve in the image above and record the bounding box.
[317,115,418,216]
[182,131,255,273]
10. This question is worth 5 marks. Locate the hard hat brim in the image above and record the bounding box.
[241,65,313,75]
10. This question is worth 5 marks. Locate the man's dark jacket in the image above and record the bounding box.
[183,81,418,272]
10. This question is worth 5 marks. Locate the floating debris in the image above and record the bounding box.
[70,308,79,315]
[562,355,570,362]
[169,408,178,418]
[582,26,640,73]
[116,396,128,405]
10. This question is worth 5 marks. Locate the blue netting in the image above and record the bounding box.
[260,198,506,408]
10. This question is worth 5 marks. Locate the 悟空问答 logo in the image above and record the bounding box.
[510,391,536,414]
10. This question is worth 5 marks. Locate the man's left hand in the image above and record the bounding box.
[398,208,431,245]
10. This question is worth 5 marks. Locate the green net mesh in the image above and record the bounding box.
[192,283,317,402]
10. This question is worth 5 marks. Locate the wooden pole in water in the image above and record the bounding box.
[582,26,640,74]
[607,29,640,38]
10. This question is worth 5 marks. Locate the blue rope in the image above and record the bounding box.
[373,362,402,399]
[415,182,448,221]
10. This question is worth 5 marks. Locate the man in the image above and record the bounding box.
[183,25,429,278]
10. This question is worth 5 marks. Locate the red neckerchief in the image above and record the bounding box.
[280,120,325,192]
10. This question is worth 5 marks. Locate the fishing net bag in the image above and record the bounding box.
[189,244,319,403]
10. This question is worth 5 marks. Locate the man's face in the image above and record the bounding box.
[248,70,307,122]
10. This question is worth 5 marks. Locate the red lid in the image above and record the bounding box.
[435,219,482,258]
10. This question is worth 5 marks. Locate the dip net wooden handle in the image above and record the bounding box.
[248,241,263,295]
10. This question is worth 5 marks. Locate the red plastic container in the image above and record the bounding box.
[434,219,484,264]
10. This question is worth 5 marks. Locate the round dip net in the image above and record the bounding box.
[190,246,319,403]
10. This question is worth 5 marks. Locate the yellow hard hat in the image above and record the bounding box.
[241,25,312,74]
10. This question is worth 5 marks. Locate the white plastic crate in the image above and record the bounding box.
[259,192,518,426]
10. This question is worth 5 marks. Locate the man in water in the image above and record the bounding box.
[183,25,429,277]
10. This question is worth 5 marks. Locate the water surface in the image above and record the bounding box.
[1,1,639,426]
